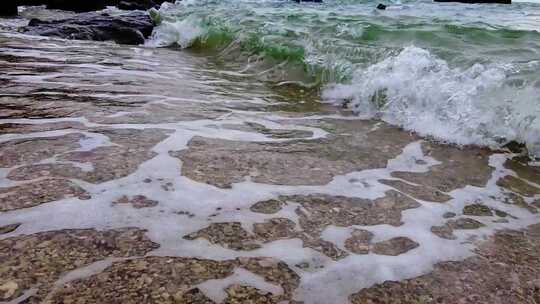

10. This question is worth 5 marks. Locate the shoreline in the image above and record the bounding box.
[1,5,540,304]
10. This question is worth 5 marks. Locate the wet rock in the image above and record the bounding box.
[376,3,387,10]
[237,257,300,300]
[392,142,493,193]
[301,237,349,260]
[250,199,284,214]
[23,11,155,45]
[344,229,374,254]
[0,228,158,301]
[448,218,485,230]
[504,157,540,184]
[0,122,85,135]
[240,191,418,259]
[0,223,21,234]
[0,133,83,168]
[0,178,90,211]
[442,212,457,218]
[350,224,540,304]
[288,190,421,233]
[253,218,297,242]
[183,222,261,251]
[48,257,236,304]
[174,120,416,188]
[463,203,493,217]
[8,128,170,184]
[494,209,510,217]
[48,256,298,303]
[380,179,453,203]
[372,237,419,256]
[497,175,540,197]
[112,195,159,209]
[224,285,276,303]
[431,224,456,240]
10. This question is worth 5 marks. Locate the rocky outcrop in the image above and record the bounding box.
[2,0,167,16]
[23,11,154,45]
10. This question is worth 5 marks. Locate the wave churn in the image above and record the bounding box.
[147,0,540,157]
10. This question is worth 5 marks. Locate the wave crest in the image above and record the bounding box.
[323,46,540,157]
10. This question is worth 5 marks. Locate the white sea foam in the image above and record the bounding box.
[323,46,540,157]
[146,16,205,48]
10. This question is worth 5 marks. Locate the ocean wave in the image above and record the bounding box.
[323,46,540,157]
[146,0,540,157]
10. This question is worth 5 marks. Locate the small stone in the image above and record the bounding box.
[462,203,493,216]
[442,212,457,219]
[112,195,158,209]
[494,209,509,218]
[250,199,284,214]
[295,262,310,269]
[372,237,419,256]
[344,229,374,254]
[0,223,21,235]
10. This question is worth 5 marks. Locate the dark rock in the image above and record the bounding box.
[434,0,510,3]
[0,223,21,235]
[376,3,387,10]
[23,11,154,45]
[442,212,457,219]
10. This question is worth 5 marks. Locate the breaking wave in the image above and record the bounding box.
[323,46,540,156]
